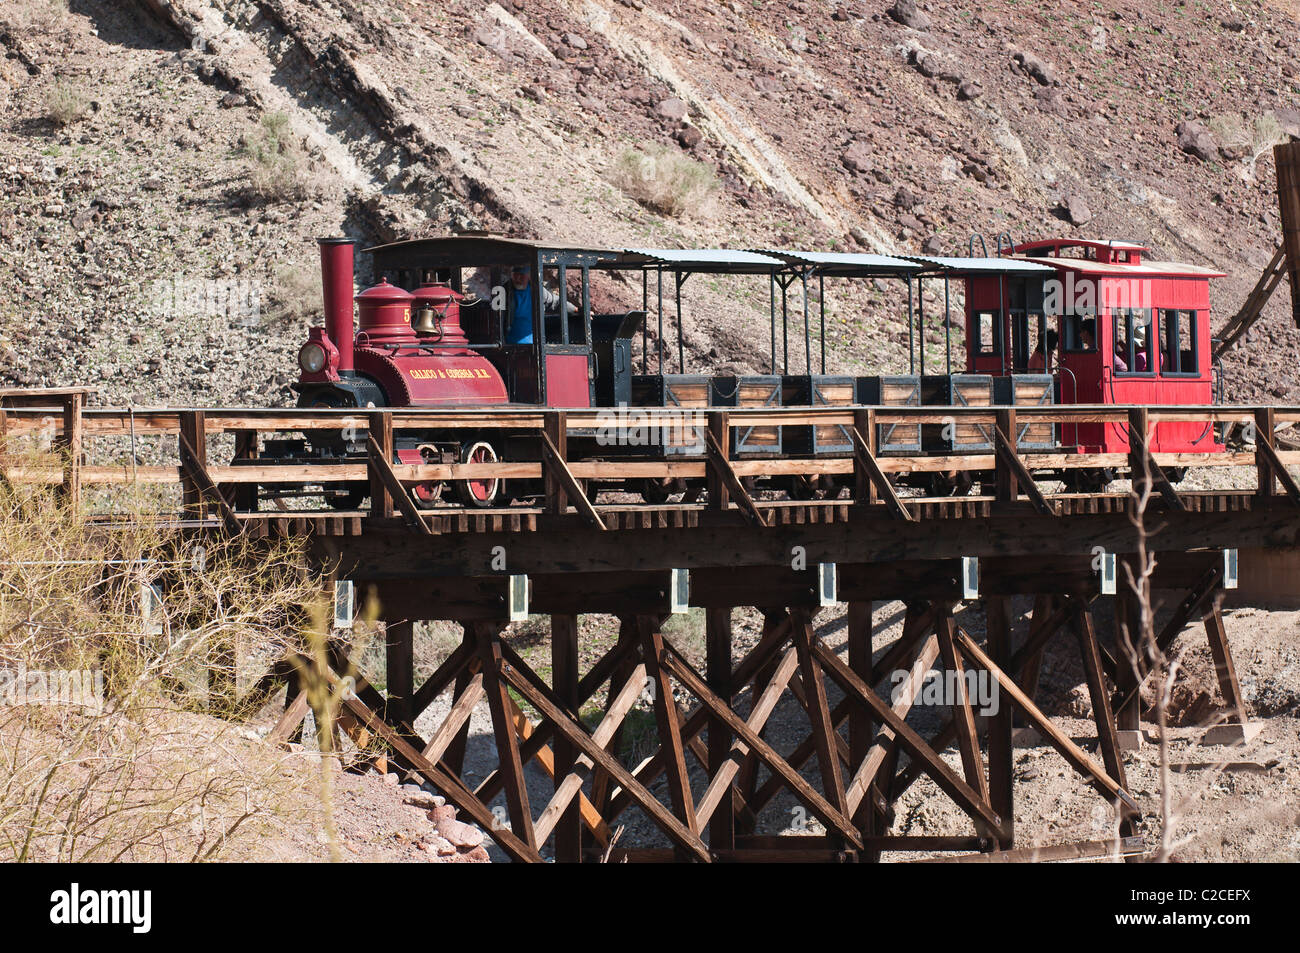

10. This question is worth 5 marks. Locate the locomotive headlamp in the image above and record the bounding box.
[298,342,327,374]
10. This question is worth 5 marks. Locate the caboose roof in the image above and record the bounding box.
[1015,256,1227,279]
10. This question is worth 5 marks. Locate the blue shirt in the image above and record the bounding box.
[508,287,533,344]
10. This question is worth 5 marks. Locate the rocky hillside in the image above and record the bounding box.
[2,0,1300,404]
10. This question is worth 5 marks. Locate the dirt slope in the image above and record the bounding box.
[3,0,1300,403]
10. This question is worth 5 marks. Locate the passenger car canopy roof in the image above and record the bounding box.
[899,255,1057,277]
[614,248,786,273]
[757,249,920,276]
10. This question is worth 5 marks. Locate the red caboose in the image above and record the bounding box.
[964,238,1225,454]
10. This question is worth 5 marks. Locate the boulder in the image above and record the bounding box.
[1013,50,1057,86]
[655,97,688,121]
[1175,120,1219,161]
[887,0,931,30]
[841,140,873,173]
[1063,194,1092,226]
[436,817,486,849]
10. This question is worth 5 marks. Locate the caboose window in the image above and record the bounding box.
[1161,309,1199,376]
[1063,312,1097,352]
[1112,309,1155,375]
[974,310,1002,357]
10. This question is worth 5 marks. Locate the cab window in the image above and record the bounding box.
[1112,309,1154,375]
[1161,309,1199,376]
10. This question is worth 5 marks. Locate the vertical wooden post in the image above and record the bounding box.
[368,411,394,518]
[1256,406,1277,498]
[385,619,415,728]
[995,407,1017,503]
[232,429,259,511]
[792,609,848,818]
[444,624,476,776]
[544,411,568,514]
[705,606,734,850]
[846,600,876,836]
[985,595,1014,849]
[1127,407,1151,500]
[853,408,877,505]
[179,410,206,518]
[1113,571,1141,734]
[1203,599,1247,725]
[707,411,729,510]
[58,391,83,512]
[551,613,581,862]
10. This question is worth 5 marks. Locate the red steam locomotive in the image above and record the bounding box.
[283,233,1225,507]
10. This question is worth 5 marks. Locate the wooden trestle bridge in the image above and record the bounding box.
[4,389,1300,862]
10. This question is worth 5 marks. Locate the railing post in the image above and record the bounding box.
[57,391,83,513]
[995,407,1017,503]
[1127,407,1150,500]
[369,410,394,518]
[854,408,877,505]
[1255,406,1276,498]
[707,410,729,510]
[179,410,206,518]
[544,411,568,515]
[229,430,258,511]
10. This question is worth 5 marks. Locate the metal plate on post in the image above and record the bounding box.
[818,562,838,607]
[333,580,355,630]
[509,574,529,622]
[670,568,690,614]
[1223,549,1239,590]
[1099,552,1116,595]
[961,556,979,600]
[141,582,164,637]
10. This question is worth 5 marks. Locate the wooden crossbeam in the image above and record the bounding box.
[951,627,1140,817]
[506,692,617,846]
[1126,412,1184,511]
[1254,435,1300,504]
[845,633,940,816]
[409,637,476,722]
[849,425,913,521]
[639,623,700,841]
[421,673,484,765]
[703,426,768,527]
[934,605,990,806]
[494,650,711,862]
[809,637,1009,841]
[178,431,242,534]
[365,435,433,534]
[539,432,606,529]
[268,688,309,748]
[993,426,1055,515]
[339,692,542,863]
[657,639,864,849]
[919,835,1147,864]
[1071,606,1131,796]
[694,646,800,831]
[1112,565,1223,720]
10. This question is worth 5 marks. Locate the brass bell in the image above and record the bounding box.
[413,305,440,336]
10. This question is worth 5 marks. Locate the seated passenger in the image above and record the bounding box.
[1028,329,1059,372]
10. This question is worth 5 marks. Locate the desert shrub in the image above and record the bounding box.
[44,81,89,127]
[609,143,719,218]
[263,260,324,325]
[0,442,326,861]
[239,111,312,203]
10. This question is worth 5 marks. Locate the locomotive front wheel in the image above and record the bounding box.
[455,440,501,508]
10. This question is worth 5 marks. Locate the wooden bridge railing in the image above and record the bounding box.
[2,396,1299,524]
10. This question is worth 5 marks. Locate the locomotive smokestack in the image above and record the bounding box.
[319,237,356,372]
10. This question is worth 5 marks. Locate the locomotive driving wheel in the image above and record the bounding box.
[455,439,501,508]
